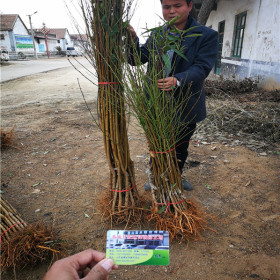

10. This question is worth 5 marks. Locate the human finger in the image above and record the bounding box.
[157,80,168,87]
[84,259,115,280]
[67,249,106,271]
[158,83,171,89]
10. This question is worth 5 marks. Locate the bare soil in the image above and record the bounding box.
[1,65,280,280]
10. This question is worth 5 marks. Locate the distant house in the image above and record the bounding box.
[70,34,89,52]
[32,27,74,54]
[0,14,34,54]
[206,0,280,90]
[0,14,75,57]
[49,28,73,51]
[33,29,59,54]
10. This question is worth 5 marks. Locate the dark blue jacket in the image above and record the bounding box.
[132,16,218,124]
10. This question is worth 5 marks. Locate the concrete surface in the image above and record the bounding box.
[0,57,76,83]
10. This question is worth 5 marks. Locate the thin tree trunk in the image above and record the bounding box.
[197,0,216,25]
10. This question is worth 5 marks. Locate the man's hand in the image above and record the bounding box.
[128,25,137,40]
[43,249,118,280]
[158,77,178,91]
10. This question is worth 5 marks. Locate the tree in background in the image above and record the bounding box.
[197,0,217,25]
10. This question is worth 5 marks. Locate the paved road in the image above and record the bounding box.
[0,57,78,83]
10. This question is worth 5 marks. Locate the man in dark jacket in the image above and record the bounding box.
[129,0,218,190]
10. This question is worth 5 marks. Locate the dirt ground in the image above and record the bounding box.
[1,61,280,280]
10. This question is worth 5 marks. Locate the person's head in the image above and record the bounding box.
[160,0,193,30]
[160,0,192,4]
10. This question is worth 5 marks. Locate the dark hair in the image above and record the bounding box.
[160,0,192,4]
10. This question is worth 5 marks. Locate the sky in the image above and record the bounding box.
[0,0,163,41]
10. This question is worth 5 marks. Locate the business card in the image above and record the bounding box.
[106,230,169,265]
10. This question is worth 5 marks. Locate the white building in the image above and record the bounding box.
[205,0,280,90]
[0,14,74,57]
[0,14,34,54]
[70,33,89,53]
[33,29,59,54]
[32,27,74,54]
[49,28,73,51]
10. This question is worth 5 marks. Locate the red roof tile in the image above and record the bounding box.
[70,34,88,41]
[49,28,67,39]
[0,14,18,31]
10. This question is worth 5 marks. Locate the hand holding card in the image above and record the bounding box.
[106,230,169,265]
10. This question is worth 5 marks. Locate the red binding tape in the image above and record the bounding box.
[0,222,26,242]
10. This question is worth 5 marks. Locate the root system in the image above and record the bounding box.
[98,190,149,226]
[1,223,63,271]
[99,190,213,242]
[147,199,212,242]
[1,195,63,272]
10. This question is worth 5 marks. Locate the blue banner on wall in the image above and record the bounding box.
[14,34,33,49]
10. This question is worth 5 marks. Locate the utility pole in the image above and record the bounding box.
[27,11,38,59]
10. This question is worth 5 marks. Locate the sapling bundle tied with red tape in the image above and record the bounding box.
[80,0,143,224]
[123,20,213,241]
[0,195,63,272]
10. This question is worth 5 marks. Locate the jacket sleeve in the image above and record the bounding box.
[127,36,152,66]
[174,29,218,87]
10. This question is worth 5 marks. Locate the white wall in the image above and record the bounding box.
[13,17,29,35]
[0,31,11,51]
[48,39,58,52]
[207,0,280,89]
[36,38,58,53]
[65,30,73,48]
[249,0,280,63]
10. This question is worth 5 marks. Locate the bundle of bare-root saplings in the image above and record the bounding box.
[81,0,143,225]
[124,20,212,241]
[1,195,63,271]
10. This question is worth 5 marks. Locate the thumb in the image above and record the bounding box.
[84,258,114,280]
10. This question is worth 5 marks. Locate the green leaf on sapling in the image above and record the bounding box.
[162,53,171,71]
[157,206,167,214]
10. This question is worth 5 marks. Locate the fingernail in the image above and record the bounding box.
[100,258,114,272]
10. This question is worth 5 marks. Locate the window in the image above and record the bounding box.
[233,12,247,58]
[0,34,5,40]
[57,40,60,43]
